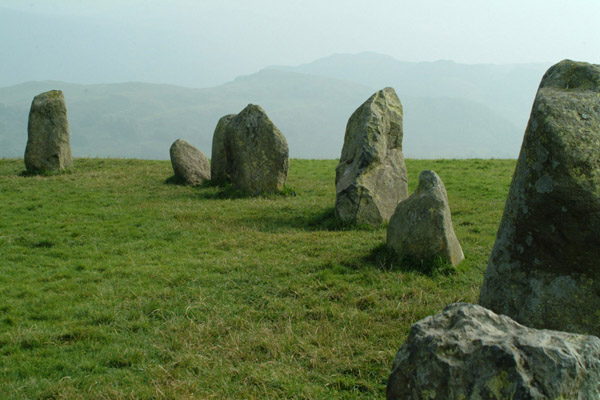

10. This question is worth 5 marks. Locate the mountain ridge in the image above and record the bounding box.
[0,52,546,160]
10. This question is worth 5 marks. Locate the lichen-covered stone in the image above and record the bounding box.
[24,90,73,172]
[169,139,210,185]
[387,170,464,266]
[335,87,408,226]
[210,114,235,184]
[387,303,600,400]
[479,60,600,335]
[217,104,289,194]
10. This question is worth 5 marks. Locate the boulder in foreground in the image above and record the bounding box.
[387,303,600,400]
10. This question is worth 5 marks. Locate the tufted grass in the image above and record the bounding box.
[0,157,515,399]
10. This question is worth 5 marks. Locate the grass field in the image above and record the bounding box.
[0,158,515,399]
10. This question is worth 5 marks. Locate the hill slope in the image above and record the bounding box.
[0,157,514,398]
[0,71,375,159]
[1,53,548,159]
[271,52,550,129]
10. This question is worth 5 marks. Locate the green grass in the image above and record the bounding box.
[0,157,515,399]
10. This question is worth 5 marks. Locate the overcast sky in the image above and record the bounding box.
[1,0,599,87]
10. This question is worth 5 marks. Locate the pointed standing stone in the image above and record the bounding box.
[479,60,600,335]
[387,170,464,266]
[335,87,408,226]
[24,90,73,172]
[169,139,210,185]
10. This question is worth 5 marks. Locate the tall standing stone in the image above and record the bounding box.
[479,60,600,335]
[210,114,235,184]
[211,105,289,194]
[335,87,408,226]
[169,139,210,185]
[387,170,464,267]
[24,90,73,172]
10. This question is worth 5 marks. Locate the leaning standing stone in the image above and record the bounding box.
[24,90,73,172]
[169,139,210,185]
[335,87,408,226]
[387,170,464,266]
[224,104,289,194]
[479,60,600,335]
[210,114,235,184]
[387,303,600,400]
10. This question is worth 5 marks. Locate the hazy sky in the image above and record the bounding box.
[1,0,599,87]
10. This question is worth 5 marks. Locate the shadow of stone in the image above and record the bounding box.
[164,175,186,185]
[233,206,384,233]
[167,178,299,200]
[20,168,73,177]
[361,243,456,275]
[163,177,246,199]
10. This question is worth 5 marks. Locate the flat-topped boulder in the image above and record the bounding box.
[387,170,463,267]
[479,60,600,335]
[169,139,210,185]
[387,303,600,400]
[335,87,408,226]
[210,105,289,194]
[24,90,73,172]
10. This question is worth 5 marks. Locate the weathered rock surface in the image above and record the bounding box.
[335,87,408,226]
[387,170,464,266]
[210,114,235,184]
[169,139,210,185]
[24,90,73,172]
[387,303,600,400]
[479,60,600,335]
[212,105,289,194]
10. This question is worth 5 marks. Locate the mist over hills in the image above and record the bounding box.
[271,52,549,128]
[0,52,551,160]
[0,71,374,159]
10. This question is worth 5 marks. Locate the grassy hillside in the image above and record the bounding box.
[0,158,515,399]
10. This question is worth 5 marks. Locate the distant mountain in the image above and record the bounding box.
[0,71,375,159]
[270,52,551,130]
[0,53,551,160]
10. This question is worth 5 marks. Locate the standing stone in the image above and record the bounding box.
[212,104,289,194]
[335,87,408,226]
[387,170,464,266]
[24,90,73,172]
[210,114,235,184]
[479,60,600,335]
[169,139,210,185]
[387,303,600,400]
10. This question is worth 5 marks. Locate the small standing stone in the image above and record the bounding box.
[169,139,210,185]
[210,104,289,194]
[24,90,73,172]
[387,303,600,400]
[479,59,600,335]
[387,170,464,266]
[335,87,408,226]
[210,114,235,184]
